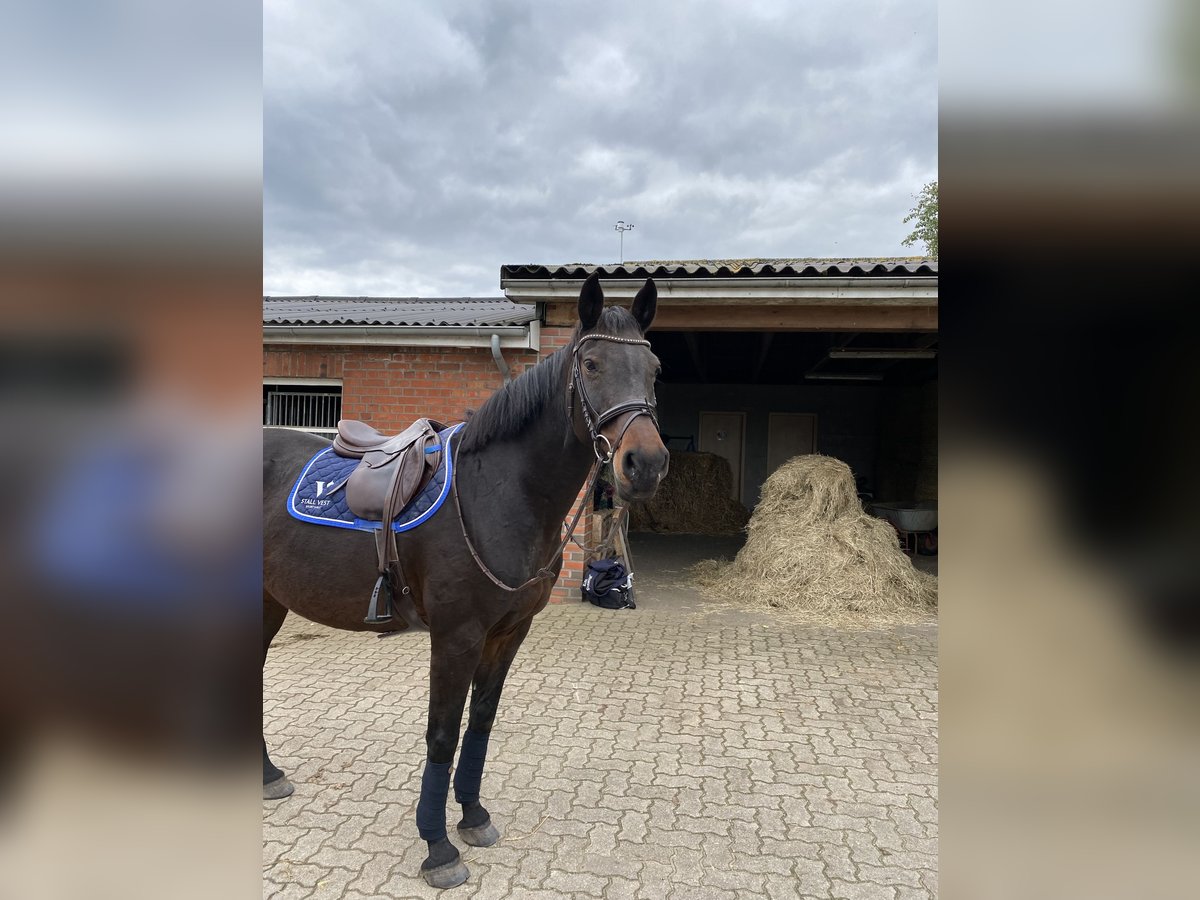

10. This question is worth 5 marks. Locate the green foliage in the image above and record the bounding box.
[902,181,938,258]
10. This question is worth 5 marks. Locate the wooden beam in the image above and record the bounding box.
[504,277,938,305]
[807,332,857,376]
[612,507,635,603]
[661,305,937,332]
[544,302,937,332]
[828,349,937,359]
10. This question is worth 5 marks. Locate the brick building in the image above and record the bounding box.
[264,258,938,600]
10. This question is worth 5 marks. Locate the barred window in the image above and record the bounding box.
[263,380,342,436]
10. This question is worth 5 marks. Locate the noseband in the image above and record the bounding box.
[567,332,658,463]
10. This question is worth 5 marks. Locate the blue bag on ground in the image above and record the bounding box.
[581,558,635,609]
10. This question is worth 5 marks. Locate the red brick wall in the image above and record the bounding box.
[264,336,587,602]
[537,327,584,603]
[263,344,537,429]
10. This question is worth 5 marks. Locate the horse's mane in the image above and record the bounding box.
[459,307,643,452]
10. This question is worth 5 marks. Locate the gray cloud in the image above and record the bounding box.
[265,0,937,296]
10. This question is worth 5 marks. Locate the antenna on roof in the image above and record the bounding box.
[614,220,634,264]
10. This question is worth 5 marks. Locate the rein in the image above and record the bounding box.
[450,331,656,593]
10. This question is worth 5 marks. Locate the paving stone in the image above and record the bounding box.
[831,881,898,900]
[264,881,313,900]
[304,845,372,873]
[304,868,358,900]
[543,870,608,897]
[342,852,399,896]
[792,857,835,897]
[265,604,938,898]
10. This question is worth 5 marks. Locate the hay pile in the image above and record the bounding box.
[628,451,749,535]
[692,454,937,624]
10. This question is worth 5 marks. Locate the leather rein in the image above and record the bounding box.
[451,331,657,593]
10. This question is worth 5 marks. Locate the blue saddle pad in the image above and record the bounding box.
[287,423,464,533]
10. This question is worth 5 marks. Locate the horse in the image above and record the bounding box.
[263,273,668,889]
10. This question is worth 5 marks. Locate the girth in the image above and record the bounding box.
[334,417,448,627]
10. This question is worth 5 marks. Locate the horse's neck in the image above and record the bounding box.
[456,396,593,578]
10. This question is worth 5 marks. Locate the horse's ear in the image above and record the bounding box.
[631,278,657,333]
[578,271,604,331]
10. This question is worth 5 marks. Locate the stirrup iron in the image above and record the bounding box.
[364,574,394,624]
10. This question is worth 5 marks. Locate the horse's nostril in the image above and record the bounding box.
[623,450,637,474]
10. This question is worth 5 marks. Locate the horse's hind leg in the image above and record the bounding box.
[417,639,483,889]
[455,617,533,847]
[262,593,292,800]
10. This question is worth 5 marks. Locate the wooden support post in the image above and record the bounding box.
[611,507,635,603]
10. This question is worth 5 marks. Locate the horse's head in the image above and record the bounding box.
[571,272,669,501]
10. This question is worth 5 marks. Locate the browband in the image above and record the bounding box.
[567,331,658,462]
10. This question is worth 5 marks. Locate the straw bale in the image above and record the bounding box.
[628,451,749,535]
[692,454,937,624]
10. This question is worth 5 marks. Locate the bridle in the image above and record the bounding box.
[567,332,659,463]
[451,329,658,593]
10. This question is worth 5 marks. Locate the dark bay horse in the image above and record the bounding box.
[263,274,668,888]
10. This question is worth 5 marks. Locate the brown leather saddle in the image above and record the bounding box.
[333,417,449,627]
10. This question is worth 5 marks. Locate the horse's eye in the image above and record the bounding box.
[583,359,599,374]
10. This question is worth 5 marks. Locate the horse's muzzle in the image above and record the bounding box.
[613,420,669,501]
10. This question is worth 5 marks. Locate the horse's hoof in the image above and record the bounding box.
[420,857,470,889]
[263,775,295,801]
[457,819,500,847]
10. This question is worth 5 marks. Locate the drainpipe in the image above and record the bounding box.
[491,333,511,385]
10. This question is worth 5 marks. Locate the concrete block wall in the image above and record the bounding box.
[654,382,885,508]
[875,380,938,503]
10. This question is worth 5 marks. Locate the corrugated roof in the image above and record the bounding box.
[501,257,937,279]
[263,297,537,327]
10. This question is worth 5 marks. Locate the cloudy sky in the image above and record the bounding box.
[264,0,936,297]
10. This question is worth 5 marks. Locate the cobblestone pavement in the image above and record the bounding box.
[264,598,938,899]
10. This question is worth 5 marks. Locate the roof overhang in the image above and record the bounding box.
[502,274,937,332]
[262,322,539,350]
[501,275,937,306]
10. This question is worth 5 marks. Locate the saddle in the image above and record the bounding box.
[333,417,449,626]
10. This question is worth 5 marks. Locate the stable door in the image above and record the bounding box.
[698,411,746,503]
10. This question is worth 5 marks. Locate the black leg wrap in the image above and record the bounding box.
[453,729,489,805]
[415,760,452,842]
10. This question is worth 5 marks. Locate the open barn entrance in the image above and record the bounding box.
[618,329,939,599]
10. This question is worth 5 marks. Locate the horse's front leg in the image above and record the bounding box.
[455,618,533,847]
[417,640,482,889]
